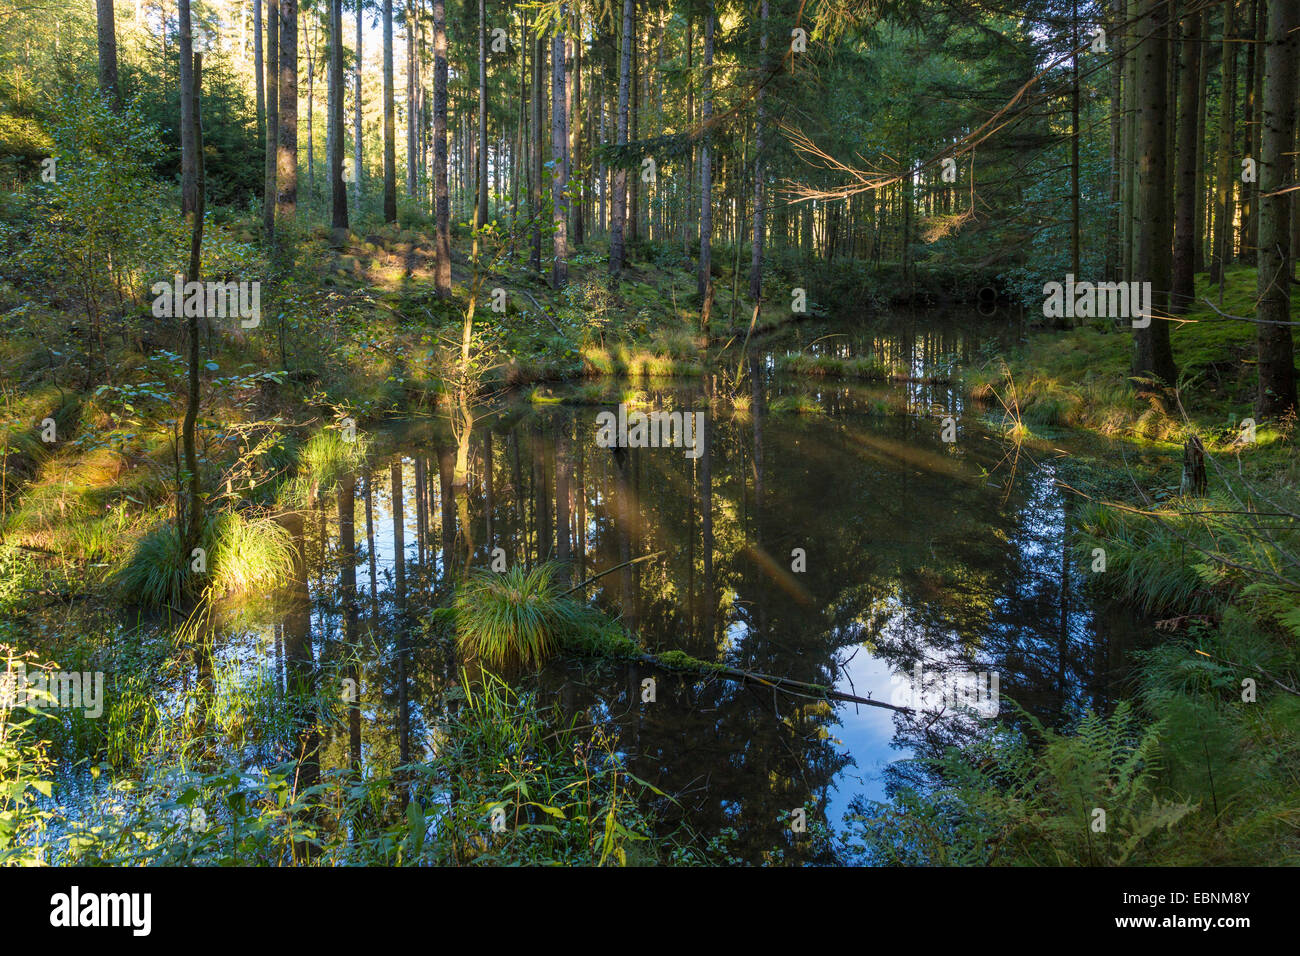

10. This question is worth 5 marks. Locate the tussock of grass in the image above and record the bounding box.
[444,563,592,668]
[776,352,902,381]
[116,511,295,607]
[770,394,825,416]
[582,345,702,378]
[279,427,368,506]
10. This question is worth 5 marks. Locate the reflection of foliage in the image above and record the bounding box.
[0,645,56,865]
[843,702,1193,865]
[39,670,673,866]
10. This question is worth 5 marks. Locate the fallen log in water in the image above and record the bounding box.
[630,652,914,714]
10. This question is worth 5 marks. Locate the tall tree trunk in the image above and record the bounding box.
[1239,0,1259,260]
[609,0,633,276]
[1193,21,1209,273]
[477,0,488,226]
[1131,0,1178,388]
[697,0,713,298]
[329,0,348,235]
[353,0,363,216]
[530,23,544,273]
[433,0,450,296]
[96,0,121,109]
[1255,0,1298,417]
[572,14,583,246]
[254,0,265,143]
[1069,0,1081,293]
[1121,0,1138,279]
[382,0,397,222]
[183,51,205,554]
[1210,1,1236,283]
[551,7,569,288]
[179,0,197,215]
[1246,0,1266,259]
[264,0,279,238]
[1172,7,1202,309]
[749,0,767,302]
[277,0,299,226]
[406,0,417,200]
[628,5,639,245]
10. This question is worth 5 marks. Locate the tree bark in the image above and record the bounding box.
[433,0,450,296]
[551,7,569,288]
[1172,8,1202,309]
[382,0,397,222]
[264,0,279,238]
[609,0,634,276]
[179,0,196,215]
[329,0,349,236]
[1210,1,1236,283]
[406,0,417,201]
[353,0,363,216]
[96,0,121,110]
[749,0,767,303]
[1130,0,1177,388]
[277,0,299,226]
[572,13,584,246]
[183,52,205,555]
[697,0,714,297]
[477,0,489,226]
[254,0,265,143]
[1255,0,1298,417]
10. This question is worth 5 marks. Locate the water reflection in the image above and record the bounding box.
[135,315,1144,864]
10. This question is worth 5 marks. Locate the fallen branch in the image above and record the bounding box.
[632,650,914,714]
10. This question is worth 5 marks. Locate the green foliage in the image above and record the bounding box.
[1,87,181,342]
[445,563,593,668]
[843,702,1195,865]
[115,510,295,607]
[279,427,369,507]
[37,670,668,866]
[0,646,56,865]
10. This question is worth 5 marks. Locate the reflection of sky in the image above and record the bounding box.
[830,652,905,813]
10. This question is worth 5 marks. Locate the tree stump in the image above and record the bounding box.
[1182,435,1207,497]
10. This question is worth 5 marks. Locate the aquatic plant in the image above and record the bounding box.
[115,510,295,607]
[444,563,590,668]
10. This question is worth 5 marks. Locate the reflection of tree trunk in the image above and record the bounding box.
[414,456,427,566]
[614,447,635,634]
[556,425,571,580]
[484,431,494,552]
[700,377,714,646]
[509,432,523,568]
[364,473,379,621]
[1058,491,1071,715]
[283,511,320,858]
[575,436,585,581]
[437,445,456,578]
[750,356,768,647]
[339,474,361,775]
[390,463,410,779]
[538,433,553,561]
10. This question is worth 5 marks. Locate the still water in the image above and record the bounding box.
[53,313,1151,863]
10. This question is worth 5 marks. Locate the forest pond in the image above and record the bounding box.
[56,312,1151,864]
